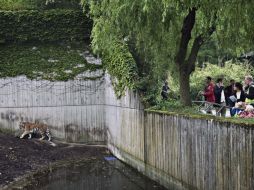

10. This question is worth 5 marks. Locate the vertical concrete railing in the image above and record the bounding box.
[107,105,254,190]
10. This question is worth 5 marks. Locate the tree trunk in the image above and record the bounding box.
[175,8,216,106]
[179,69,192,106]
[175,8,197,106]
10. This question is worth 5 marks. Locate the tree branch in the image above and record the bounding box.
[175,7,197,67]
[187,18,217,74]
[186,35,204,74]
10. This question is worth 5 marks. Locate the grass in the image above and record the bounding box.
[0,43,102,81]
[148,100,200,115]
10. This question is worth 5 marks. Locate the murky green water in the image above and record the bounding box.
[29,157,167,190]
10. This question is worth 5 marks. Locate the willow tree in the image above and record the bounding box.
[82,0,254,106]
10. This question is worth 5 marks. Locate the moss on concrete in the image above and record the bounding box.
[145,109,254,127]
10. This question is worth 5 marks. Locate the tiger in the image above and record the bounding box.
[19,121,52,141]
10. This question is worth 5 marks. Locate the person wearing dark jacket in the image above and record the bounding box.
[228,82,246,106]
[214,78,226,116]
[244,75,254,105]
[224,79,235,105]
[161,81,170,100]
[229,82,246,116]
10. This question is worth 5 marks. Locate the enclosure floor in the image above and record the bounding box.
[0,133,108,187]
[0,133,167,190]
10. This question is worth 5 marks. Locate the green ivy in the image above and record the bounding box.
[0,0,81,11]
[102,41,138,98]
[0,9,92,43]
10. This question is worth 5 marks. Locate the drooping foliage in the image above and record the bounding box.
[82,0,254,106]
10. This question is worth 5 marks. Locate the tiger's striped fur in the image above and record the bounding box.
[19,121,52,141]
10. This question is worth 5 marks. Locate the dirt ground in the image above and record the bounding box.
[0,132,108,187]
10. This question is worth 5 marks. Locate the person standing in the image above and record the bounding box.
[201,76,215,113]
[224,79,235,105]
[161,81,170,100]
[214,78,226,117]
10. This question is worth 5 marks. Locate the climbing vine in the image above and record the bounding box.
[0,0,80,10]
[103,41,138,97]
[0,9,91,43]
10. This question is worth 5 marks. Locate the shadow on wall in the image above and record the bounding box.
[64,124,107,143]
[64,124,79,142]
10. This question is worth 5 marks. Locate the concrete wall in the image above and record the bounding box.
[107,103,254,190]
[104,74,145,172]
[0,71,106,143]
[144,113,254,190]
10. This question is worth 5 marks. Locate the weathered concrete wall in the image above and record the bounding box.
[104,73,146,172]
[107,102,254,190]
[0,71,106,143]
[144,113,254,190]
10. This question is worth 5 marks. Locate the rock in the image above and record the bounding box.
[64,70,72,74]
[48,58,59,63]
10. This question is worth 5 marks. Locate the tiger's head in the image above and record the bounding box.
[19,122,26,129]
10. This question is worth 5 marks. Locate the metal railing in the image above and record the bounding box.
[192,101,231,115]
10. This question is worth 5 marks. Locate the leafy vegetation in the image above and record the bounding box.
[0,9,91,43]
[82,0,254,106]
[0,43,102,81]
[191,62,252,98]
[102,41,138,97]
[167,62,253,100]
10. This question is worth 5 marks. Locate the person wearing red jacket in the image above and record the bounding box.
[199,76,215,114]
[202,76,215,103]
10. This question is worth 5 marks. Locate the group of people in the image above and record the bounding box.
[200,76,254,117]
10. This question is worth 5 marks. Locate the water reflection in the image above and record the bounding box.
[31,158,167,190]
